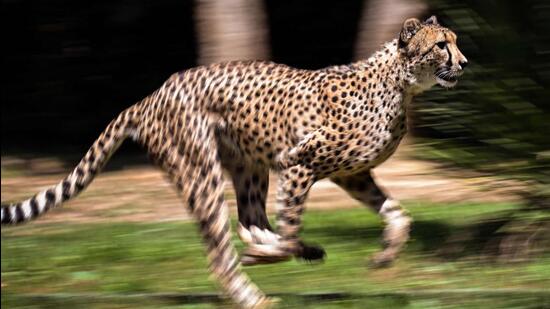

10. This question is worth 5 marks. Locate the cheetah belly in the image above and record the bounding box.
[362,116,408,167]
[366,128,406,167]
[321,116,407,178]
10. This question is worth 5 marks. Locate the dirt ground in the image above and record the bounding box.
[1,142,520,224]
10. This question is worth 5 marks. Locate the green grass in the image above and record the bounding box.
[2,202,550,308]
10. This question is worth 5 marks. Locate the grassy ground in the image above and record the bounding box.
[2,202,550,308]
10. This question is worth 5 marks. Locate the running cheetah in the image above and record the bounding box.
[2,16,467,308]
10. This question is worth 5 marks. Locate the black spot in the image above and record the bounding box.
[15,204,24,223]
[75,182,85,192]
[30,198,39,216]
[45,190,56,205]
[250,193,257,205]
[188,195,196,210]
[238,193,248,206]
[75,167,85,177]
[1,207,11,224]
[62,180,71,200]
[211,177,219,188]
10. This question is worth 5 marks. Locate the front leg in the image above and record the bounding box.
[241,164,325,265]
[332,170,412,267]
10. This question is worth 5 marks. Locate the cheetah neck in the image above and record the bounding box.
[350,39,427,96]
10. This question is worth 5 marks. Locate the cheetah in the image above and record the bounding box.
[2,16,467,308]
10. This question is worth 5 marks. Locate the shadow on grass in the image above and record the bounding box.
[305,211,549,262]
[435,212,550,262]
[5,290,548,309]
[304,219,453,255]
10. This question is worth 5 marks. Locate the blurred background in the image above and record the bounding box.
[2,0,549,308]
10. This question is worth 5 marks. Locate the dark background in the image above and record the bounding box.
[1,0,367,153]
[2,0,549,199]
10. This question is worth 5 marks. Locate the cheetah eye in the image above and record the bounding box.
[436,41,447,49]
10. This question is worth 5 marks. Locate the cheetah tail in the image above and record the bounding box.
[1,107,139,225]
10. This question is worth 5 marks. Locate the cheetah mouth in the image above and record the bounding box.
[435,68,460,88]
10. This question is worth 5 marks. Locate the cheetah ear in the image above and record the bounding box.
[424,15,439,25]
[399,18,422,46]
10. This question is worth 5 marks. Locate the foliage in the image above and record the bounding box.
[415,0,550,202]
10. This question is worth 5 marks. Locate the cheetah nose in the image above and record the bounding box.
[459,59,468,70]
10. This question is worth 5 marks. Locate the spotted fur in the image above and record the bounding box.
[2,16,466,308]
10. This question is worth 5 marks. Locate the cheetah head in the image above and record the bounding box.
[399,16,468,90]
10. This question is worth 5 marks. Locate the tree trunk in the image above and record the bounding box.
[195,0,270,65]
[354,0,427,60]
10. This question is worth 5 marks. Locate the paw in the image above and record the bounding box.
[241,243,292,266]
[295,243,326,263]
[239,225,292,266]
[253,296,280,309]
[238,224,281,245]
[368,251,396,269]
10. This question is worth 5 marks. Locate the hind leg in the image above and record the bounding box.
[240,164,326,265]
[188,165,270,308]
[144,117,271,308]
[332,170,412,267]
[224,163,291,265]
[216,131,283,255]
[227,163,272,230]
